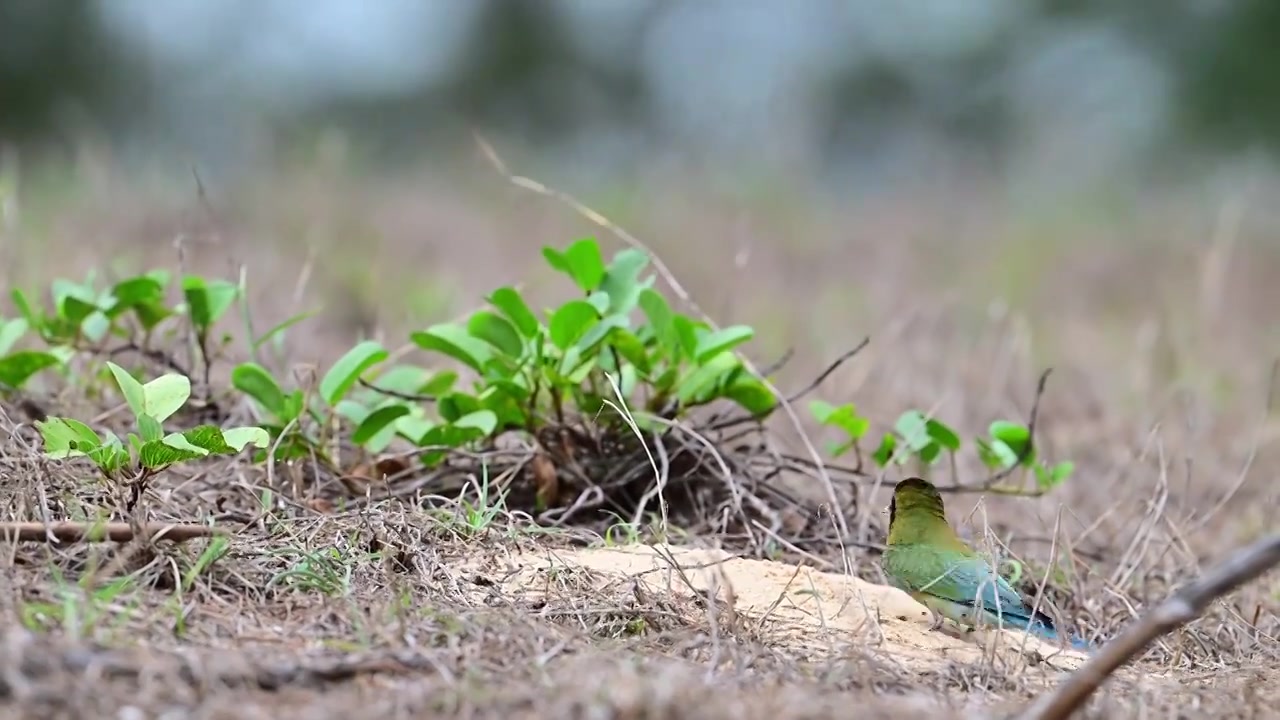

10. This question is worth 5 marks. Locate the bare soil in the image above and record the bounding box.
[0,163,1277,718]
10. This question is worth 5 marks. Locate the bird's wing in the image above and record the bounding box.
[925,556,1031,617]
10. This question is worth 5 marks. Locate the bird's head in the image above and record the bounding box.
[888,477,948,531]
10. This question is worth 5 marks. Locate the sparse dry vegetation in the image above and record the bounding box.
[0,153,1277,719]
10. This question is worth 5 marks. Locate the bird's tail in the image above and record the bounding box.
[987,608,1092,653]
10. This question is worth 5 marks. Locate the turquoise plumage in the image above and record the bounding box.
[881,477,1090,652]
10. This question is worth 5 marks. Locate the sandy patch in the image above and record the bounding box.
[476,542,1091,679]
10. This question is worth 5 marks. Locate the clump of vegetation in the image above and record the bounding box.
[8,236,1073,558]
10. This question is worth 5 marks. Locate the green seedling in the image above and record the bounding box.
[37,361,268,483]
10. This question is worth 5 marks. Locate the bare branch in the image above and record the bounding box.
[784,336,871,404]
[1018,533,1280,720]
[0,521,224,544]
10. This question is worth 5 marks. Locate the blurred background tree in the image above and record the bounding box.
[0,0,1275,194]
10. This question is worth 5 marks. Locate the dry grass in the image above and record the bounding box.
[0,159,1277,718]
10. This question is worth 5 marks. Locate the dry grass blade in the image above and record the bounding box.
[1019,533,1280,720]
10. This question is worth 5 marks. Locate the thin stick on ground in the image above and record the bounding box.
[472,131,851,538]
[0,521,223,543]
[1018,533,1280,720]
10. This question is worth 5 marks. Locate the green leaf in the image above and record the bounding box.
[130,302,173,331]
[453,409,498,436]
[872,433,897,466]
[80,311,111,343]
[925,419,961,451]
[396,415,436,445]
[0,318,28,356]
[411,324,493,373]
[638,289,678,356]
[545,237,606,292]
[616,363,638,401]
[106,276,166,318]
[106,362,147,419]
[651,367,679,394]
[334,399,369,425]
[599,248,651,314]
[320,340,388,406]
[489,287,541,338]
[59,295,100,327]
[978,438,1020,469]
[137,413,164,443]
[0,350,61,388]
[811,400,870,440]
[725,377,776,416]
[486,377,533,405]
[675,351,740,405]
[548,300,600,350]
[575,313,629,355]
[437,392,482,423]
[353,404,412,446]
[672,316,700,360]
[989,421,1031,459]
[180,425,235,453]
[36,417,103,458]
[357,365,428,399]
[139,438,206,468]
[183,276,240,332]
[895,410,932,452]
[421,370,458,396]
[89,440,130,476]
[694,325,755,363]
[141,373,191,424]
[1051,461,1074,484]
[810,400,837,423]
[418,411,496,450]
[565,354,597,384]
[467,310,524,358]
[231,363,288,419]
[225,425,270,448]
[609,328,652,375]
[11,290,39,329]
[585,290,611,315]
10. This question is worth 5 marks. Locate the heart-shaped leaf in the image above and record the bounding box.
[141,373,191,424]
[467,310,524,358]
[548,300,599,350]
[488,286,541,338]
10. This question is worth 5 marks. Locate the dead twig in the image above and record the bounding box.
[785,337,871,404]
[707,339,871,435]
[1018,533,1280,720]
[0,521,223,544]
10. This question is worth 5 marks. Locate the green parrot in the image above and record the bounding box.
[881,477,1090,652]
